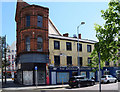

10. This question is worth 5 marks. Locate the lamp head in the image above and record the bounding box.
[81,22,85,25]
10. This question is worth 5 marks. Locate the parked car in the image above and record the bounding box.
[68,76,95,88]
[101,75,117,83]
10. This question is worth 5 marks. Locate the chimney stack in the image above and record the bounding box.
[63,33,69,37]
[78,34,81,39]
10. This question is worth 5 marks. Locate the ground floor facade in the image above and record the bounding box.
[49,66,120,85]
[17,63,48,85]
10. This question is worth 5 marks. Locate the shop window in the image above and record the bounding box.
[54,41,60,50]
[89,72,95,79]
[37,15,43,27]
[104,70,110,75]
[54,56,60,66]
[37,37,43,51]
[87,45,91,52]
[66,42,72,51]
[26,16,30,27]
[72,71,78,76]
[25,36,30,51]
[81,72,86,78]
[67,56,72,66]
[77,43,82,51]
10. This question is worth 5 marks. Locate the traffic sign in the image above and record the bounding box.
[35,66,37,70]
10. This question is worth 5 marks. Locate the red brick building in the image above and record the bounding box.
[15,0,49,85]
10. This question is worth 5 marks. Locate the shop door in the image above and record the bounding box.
[51,72,56,84]
[23,71,33,85]
[37,70,45,84]
[89,72,95,79]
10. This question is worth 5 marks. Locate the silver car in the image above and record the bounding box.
[101,75,117,83]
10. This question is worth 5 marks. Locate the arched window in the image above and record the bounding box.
[26,37,30,51]
[37,37,43,51]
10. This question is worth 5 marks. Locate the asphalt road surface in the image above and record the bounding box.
[36,82,119,91]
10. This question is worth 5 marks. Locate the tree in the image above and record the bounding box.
[1,36,10,84]
[89,0,120,71]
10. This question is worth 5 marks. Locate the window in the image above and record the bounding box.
[37,37,43,51]
[26,16,30,27]
[105,61,109,66]
[26,37,30,51]
[12,55,14,59]
[66,42,72,50]
[67,56,72,66]
[87,45,91,52]
[12,50,14,52]
[54,41,60,50]
[78,57,82,66]
[37,15,43,27]
[88,58,91,64]
[12,61,14,64]
[54,56,60,66]
[77,43,82,51]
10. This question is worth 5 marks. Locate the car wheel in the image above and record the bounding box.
[70,86,73,88]
[107,80,109,83]
[91,82,94,86]
[114,80,117,83]
[78,84,81,88]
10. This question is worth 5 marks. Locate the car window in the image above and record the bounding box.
[108,75,111,78]
[101,76,106,78]
[78,77,84,79]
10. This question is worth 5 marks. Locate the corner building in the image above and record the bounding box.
[15,0,49,85]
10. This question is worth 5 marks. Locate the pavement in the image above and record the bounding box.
[2,79,69,90]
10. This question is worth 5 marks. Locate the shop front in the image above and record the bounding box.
[49,66,97,84]
[49,66,79,85]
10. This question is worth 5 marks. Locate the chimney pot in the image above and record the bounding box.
[63,33,69,37]
[78,34,81,39]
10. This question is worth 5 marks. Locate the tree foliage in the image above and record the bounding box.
[89,0,120,70]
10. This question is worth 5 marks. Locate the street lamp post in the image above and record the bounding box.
[77,22,85,75]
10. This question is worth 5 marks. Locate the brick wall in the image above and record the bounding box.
[16,2,49,56]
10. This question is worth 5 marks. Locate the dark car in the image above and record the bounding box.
[69,76,95,88]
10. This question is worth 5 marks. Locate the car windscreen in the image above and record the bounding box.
[101,76,106,78]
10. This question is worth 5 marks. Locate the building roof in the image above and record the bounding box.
[48,19,97,44]
[49,34,97,44]
[48,19,61,36]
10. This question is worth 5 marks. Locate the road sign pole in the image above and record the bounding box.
[98,52,101,92]
[35,66,37,88]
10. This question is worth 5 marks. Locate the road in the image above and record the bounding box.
[35,82,119,91]
[2,79,120,92]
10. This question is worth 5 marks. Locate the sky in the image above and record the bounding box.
[0,0,109,45]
